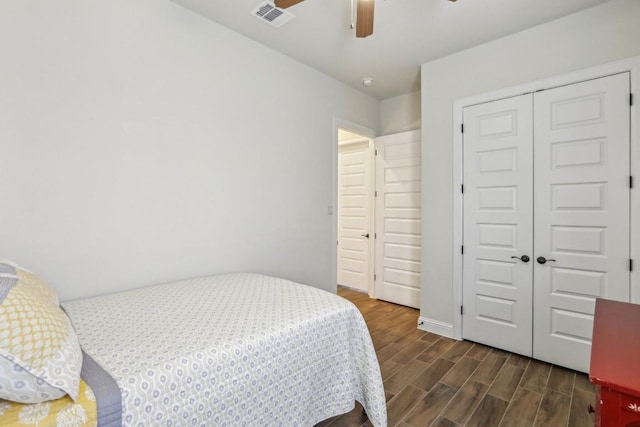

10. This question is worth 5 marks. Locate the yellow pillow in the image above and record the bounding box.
[0,261,82,403]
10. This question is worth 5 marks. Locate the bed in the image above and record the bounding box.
[0,264,387,427]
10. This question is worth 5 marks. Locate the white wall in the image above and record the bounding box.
[0,0,379,301]
[420,0,640,326]
[379,91,421,136]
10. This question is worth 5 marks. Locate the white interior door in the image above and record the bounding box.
[462,73,631,372]
[462,94,535,356]
[375,130,421,308]
[532,73,631,372]
[337,140,373,292]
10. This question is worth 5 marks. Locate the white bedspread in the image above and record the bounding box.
[63,273,387,426]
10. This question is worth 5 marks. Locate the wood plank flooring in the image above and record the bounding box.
[316,287,596,427]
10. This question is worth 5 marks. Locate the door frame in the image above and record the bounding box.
[451,56,640,340]
[332,117,376,297]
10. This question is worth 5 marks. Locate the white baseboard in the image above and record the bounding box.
[417,316,458,340]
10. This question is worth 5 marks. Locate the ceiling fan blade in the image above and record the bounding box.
[274,0,304,8]
[356,0,374,38]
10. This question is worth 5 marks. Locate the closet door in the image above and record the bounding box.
[462,94,534,356]
[533,73,631,372]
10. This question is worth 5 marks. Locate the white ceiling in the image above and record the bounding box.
[171,0,612,100]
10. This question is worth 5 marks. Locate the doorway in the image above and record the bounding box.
[336,128,375,293]
[333,121,423,309]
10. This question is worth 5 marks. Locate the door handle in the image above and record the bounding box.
[361,233,370,239]
[536,256,556,265]
[511,255,530,263]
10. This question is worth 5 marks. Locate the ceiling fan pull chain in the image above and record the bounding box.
[350,0,356,29]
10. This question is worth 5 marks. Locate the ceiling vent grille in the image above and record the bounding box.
[251,3,294,28]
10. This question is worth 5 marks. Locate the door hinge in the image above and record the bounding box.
[375,190,378,197]
[461,123,464,133]
[461,184,464,194]
[631,93,634,106]
[374,274,377,280]
[374,233,377,239]
[631,176,634,189]
[460,305,464,315]
[461,245,464,255]
[375,149,378,156]
[631,259,634,272]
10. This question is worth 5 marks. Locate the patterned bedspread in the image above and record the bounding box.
[62,273,387,426]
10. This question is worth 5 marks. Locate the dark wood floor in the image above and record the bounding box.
[317,287,596,427]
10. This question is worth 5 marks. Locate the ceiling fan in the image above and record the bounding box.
[273,0,458,38]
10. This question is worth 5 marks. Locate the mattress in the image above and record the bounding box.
[62,273,387,426]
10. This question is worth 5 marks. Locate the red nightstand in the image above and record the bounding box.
[590,299,640,426]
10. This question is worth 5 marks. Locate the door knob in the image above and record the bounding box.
[511,255,530,263]
[361,233,370,238]
[536,256,556,265]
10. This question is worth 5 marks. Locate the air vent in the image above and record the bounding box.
[251,2,294,28]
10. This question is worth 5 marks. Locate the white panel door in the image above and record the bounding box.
[337,140,373,292]
[462,94,534,356]
[375,130,421,308]
[533,73,631,372]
